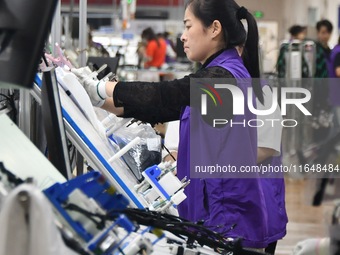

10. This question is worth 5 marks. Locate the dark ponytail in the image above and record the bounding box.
[186,0,264,104]
[239,7,264,104]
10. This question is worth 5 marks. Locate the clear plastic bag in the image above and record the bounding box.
[108,122,162,182]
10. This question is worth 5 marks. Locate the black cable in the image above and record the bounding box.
[0,93,11,101]
[60,228,91,255]
[64,204,105,230]
[0,98,9,111]
[64,203,266,255]
[0,93,11,111]
[0,162,24,186]
[118,247,126,255]
[126,118,139,128]
[66,204,227,249]
[162,143,177,162]
[68,142,77,170]
[108,208,235,251]
[1,91,18,123]
[114,209,267,255]
[220,223,237,236]
[42,53,49,67]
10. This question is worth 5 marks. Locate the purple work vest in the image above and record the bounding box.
[328,45,340,106]
[176,49,269,248]
[260,155,288,244]
[257,81,287,243]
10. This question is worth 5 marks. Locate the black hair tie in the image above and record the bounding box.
[237,6,248,20]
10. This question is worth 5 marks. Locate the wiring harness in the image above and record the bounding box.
[64,203,266,255]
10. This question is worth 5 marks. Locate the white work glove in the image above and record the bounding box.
[293,238,330,255]
[71,67,108,107]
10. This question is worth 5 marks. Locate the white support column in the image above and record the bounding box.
[18,89,32,139]
[78,0,87,67]
[51,0,62,55]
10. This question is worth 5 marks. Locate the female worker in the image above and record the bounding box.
[140,27,167,69]
[74,0,273,249]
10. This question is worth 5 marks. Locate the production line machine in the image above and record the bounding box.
[5,49,200,253]
[0,45,274,255]
[0,137,263,255]
[0,0,280,253]
[0,4,272,247]
[36,47,190,212]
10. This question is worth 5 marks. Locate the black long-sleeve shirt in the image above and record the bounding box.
[113,52,235,124]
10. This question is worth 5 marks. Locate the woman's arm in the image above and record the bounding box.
[101,97,124,116]
[113,78,190,109]
[99,77,189,124]
[100,67,234,124]
[257,147,276,164]
[100,80,183,123]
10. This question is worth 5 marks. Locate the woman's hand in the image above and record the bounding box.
[71,67,124,116]
[71,67,108,107]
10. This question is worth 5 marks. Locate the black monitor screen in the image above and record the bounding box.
[0,0,57,89]
[41,67,72,179]
[87,56,120,79]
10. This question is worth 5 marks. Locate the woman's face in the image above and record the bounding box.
[180,6,219,63]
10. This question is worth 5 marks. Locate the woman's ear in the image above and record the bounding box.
[211,20,223,39]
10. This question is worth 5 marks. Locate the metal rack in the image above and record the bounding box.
[30,78,145,208]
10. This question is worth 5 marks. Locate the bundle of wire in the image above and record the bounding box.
[64,204,267,255]
[0,92,17,123]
